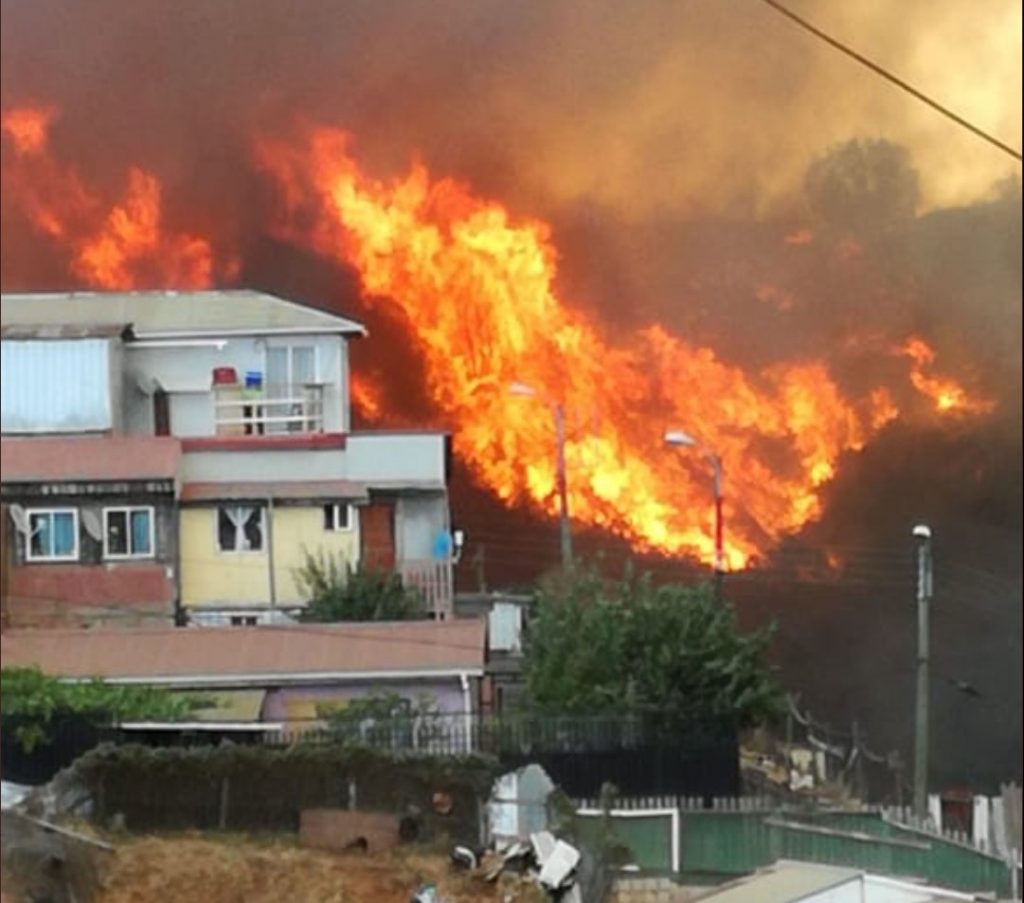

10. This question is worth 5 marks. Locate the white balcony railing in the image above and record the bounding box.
[398,559,454,620]
[214,384,325,436]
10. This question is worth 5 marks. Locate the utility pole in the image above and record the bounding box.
[913,524,933,818]
[553,403,573,570]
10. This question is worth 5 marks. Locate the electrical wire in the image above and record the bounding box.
[753,0,1023,162]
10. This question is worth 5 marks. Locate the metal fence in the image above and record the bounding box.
[2,711,740,798]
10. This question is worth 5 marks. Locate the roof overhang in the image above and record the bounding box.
[180,480,369,504]
[60,668,485,689]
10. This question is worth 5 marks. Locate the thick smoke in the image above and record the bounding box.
[2,0,1020,787]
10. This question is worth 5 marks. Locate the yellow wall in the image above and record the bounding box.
[181,505,359,609]
[272,505,359,605]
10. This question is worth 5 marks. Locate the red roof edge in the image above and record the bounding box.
[181,433,347,452]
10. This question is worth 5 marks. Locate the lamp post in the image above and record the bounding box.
[912,523,933,818]
[510,382,573,569]
[664,429,725,597]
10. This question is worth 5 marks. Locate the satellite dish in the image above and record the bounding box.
[81,509,103,541]
[8,504,29,535]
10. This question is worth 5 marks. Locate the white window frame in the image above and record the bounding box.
[215,505,267,555]
[323,503,356,533]
[263,342,319,390]
[102,506,156,560]
[25,508,79,562]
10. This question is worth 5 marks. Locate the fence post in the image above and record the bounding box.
[218,776,230,830]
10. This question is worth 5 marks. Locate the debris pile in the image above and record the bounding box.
[450,830,585,902]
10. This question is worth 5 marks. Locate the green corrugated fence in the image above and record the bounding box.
[574,800,1012,897]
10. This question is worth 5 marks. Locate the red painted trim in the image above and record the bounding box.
[181,433,347,452]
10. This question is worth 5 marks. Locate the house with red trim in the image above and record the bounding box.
[0,291,454,628]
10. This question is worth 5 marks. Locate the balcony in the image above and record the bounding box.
[398,559,454,620]
[214,384,325,436]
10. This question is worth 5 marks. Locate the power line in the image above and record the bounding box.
[754,0,1023,162]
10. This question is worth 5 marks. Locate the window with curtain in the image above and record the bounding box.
[27,509,78,561]
[104,507,154,558]
[217,506,265,552]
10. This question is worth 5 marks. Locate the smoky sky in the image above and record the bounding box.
[2,0,1021,787]
[2,0,1020,217]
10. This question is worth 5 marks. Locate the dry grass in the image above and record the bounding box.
[93,833,538,903]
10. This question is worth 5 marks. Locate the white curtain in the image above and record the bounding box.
[224,505,257,551]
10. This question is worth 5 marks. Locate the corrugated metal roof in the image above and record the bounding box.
[692,861,861,902]
[1,339,113,433]
[180,480,368,503]
[0,619,487,684]
[1,435,182,483]
[1,323,131,339]
[0,290,365,338]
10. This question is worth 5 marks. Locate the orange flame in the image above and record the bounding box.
[256,126,918,567]
[2,105,221,289]
[898,337,994,415]
[1,105,57,156]
[350,372,385,421]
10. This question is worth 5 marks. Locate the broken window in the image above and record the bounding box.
[217,506,264,552]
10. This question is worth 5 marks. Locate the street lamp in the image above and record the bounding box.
[510,382,572,569]
[664,429,725,597]
[912,523,933,819]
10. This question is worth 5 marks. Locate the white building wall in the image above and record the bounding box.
[346,433,447,485]
[122,334,348,437]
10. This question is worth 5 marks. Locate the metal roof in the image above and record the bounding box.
[180,480,368,503]
[692,862,861,903]
[1,620,487,684]
[0,435,182,483]
[0,290,366,338]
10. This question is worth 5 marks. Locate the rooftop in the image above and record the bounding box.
[691,861,978,903]
[0,435,182,484]
[0,619,487,686]
[0,290,366,339]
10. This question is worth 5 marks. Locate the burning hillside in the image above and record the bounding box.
[0,104,1001,567]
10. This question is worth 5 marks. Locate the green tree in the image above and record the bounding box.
[296,552,425,622]
[523,565,783,729]
[0,667,195,752]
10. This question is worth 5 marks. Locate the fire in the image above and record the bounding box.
[3,103,999,568]
[350,372,385,421]
[898,337,994,415]
[1,105,57,156]
[256,126,918,566]
[1,105,221,289]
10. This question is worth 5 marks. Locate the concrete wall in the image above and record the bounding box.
[181,447,351,483]
[180,503,359,609]
[122,335,349,437]
[346,433,447,485]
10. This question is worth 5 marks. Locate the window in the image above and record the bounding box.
[217,506,265,552]
[265,344,319,434]
[104,507,155,558]
[230,615,259,627]
[26,509,78,561]
[323,504,354,532]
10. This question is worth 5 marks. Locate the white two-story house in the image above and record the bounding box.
[0,290,454,627]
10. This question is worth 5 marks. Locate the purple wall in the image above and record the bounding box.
[262,678,468,724]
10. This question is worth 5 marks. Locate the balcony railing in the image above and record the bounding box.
[398,558,454,620]
[214,383,325,436]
